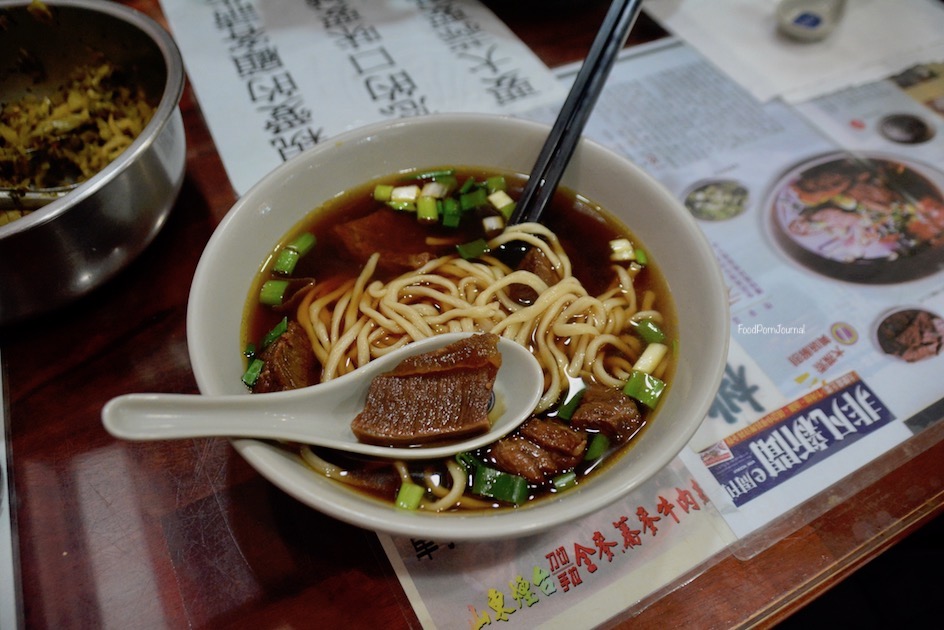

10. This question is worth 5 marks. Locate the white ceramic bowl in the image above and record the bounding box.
[187,113,729,540]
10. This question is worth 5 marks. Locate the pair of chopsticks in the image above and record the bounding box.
[509,0,645,226]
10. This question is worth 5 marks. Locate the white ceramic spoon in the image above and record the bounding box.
[102,333,543,460]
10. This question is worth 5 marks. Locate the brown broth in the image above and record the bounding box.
[244,167,672,347]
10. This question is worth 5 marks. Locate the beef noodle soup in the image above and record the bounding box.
[241,167,676,512]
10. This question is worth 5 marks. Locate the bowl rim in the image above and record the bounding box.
[0,0,186,237]
[186,112,730,539]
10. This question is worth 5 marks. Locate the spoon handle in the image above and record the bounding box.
[101,392,319,442]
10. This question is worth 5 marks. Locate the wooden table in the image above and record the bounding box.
[3,1,942,627]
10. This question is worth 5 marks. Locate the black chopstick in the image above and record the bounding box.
[509,0,645,226]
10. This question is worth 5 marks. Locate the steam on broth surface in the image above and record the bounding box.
[241,167,676,512]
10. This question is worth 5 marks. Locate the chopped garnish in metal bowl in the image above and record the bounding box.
[0,60,155,222]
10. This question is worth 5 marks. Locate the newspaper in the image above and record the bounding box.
[380,39,944,627]
[532,39,944,542]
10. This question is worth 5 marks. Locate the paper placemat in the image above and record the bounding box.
[644,0,944,102]
[159,0,567,196]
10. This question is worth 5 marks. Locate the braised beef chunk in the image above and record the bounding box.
[492,436,567,484]
[331,209,438,274]
[519,418,586,459]
[492,419,585,483]
[509,246,559,304]
[314,451,402,496]
[392,331,502,376]
[570,384,643,443]
[253,321,317,393]
[351,334,502,447]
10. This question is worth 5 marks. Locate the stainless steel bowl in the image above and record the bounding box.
[0,0,186,325]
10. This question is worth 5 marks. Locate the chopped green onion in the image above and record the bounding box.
[421,180,451,199]
[272,248,301,275]
[259,279,289,306]
[391,184,420,202]
[373,184,394,201]
[487,189,514,211]
[481,214,505,237]
[460,187,488,211]
[414,168,455,180]
[634,319,665,344]
[634,248,649,265]
[433,174,458,192]
[395,481,426,510]
[459,176,476,194]
[241,358,264,387]
[441,197,461,228]
[609,238,636,262]
[556,386,586,421]
[261,316,288,349]
[472,465,529,505]
[488,189,516,219]
[623,370,666,408]
[457,238,490,260]
[455,451,482,473]
[243,343,256,359]
[287,232,316,256]
[386,200,416,212]
[272,233,316,276]
[417,196,439,223]
[486,175,506,192]
[634,342,668,375]
[551,471,578,491]
[584,433,610,460]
